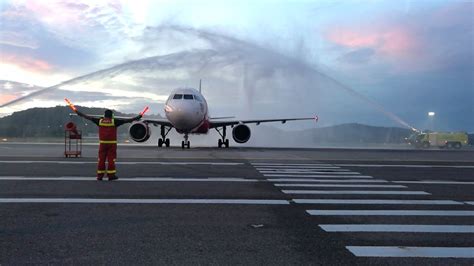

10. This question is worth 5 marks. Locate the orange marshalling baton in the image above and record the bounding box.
[64,98,77,112]
[140,106,149,116]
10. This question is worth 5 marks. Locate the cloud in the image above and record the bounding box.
[0,80,39,105]
[323,1,473,76]
[338,48,375,64]
[0,30,39,49]
[0,94,18,105]
[1,0,132,53]
[326,24,419,62]
[1,54,53,72]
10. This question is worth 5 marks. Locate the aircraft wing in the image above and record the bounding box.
[71,113,173,127]
[71,113,143,122]
[141,118,174,127]
[209,116,318,128]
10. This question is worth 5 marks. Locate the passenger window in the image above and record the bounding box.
[173,94,183,99]
[183,94,194,100]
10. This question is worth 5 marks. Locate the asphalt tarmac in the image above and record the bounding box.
[0,143,473,265]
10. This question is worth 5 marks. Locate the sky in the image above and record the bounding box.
[0,0,473,131]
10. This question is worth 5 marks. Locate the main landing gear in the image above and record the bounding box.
[181,134,190,149]
[216,126,229,148]
[158,125,171,148]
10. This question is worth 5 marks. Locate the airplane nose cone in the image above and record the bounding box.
[165,101,202,130]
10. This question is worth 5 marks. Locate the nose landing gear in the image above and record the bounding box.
[158,125,171,148]
[216,126,230,148]
[181,134,190,149]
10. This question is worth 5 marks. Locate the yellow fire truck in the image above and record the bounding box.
[407,132,468,149]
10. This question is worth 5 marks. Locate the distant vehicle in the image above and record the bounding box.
[407,132,468,149]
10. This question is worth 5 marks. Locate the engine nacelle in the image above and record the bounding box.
[129,122,150,142]
[232,124,251,143]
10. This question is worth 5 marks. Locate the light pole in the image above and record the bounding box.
[428,112,435,131]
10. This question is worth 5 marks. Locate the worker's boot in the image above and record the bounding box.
[96,175,104,181]
[108,175,118,181]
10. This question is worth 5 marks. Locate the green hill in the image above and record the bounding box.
[0,106,158,138]
[2,107,471,146]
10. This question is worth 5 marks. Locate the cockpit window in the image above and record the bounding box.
[183,94,194,100]
[194,94,203,102]
[173,94,183,99]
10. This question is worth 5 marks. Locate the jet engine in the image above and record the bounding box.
[232,124,251,143]
[129,122,150,142]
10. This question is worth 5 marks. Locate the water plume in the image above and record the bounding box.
[0,24,417,132]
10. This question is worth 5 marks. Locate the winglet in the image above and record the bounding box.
[64,98,77,112]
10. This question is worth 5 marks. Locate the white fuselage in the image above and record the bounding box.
[164,88,209,133]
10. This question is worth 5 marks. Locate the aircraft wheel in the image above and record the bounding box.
[187,141,191,149]
[158,139,163,147]
[165,138,170,147]
[225,139,229,148]
[181,141,185,149]
[218,139,222,148]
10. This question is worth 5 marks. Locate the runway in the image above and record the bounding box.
[1,143,473,265]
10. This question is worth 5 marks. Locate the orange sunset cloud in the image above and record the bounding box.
[1,54,53,72]
[0,94,19,105]
[326,26,418,58]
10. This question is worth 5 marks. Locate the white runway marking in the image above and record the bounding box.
[275,184,406,188]
[293,199,462,205]
[465,202,474,205]
[0,198,290,205]
[252,163,333,166]
[346,246,474,258]
[337,164,474,169]
[393,180,474,185]
[0,161,244,166]
[257,168,347,171]
[283,190,429,195]
[320,224,474,233]
[307,210,474,216]
[0,176,260,182]
[259,171,360,175]
[264,174,373,178]
[256,166,341,169]
[268,179,386,183]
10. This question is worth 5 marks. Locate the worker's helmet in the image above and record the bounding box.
[104,109,113,118]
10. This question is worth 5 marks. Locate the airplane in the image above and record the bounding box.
[68,83,318,149]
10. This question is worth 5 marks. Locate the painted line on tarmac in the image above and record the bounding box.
[465,202,474,205]
[293,199,462,205]
[0,198,290,205]
[0,161,244,166]
[275,184,406,188]
[268,179,387,183]
[320,224,474,233]
[255,166,341,169]
[0,176,261,182]
[264,174,372,178]
[393,180,474,185]
[307,210,474,216]
[257,168,349,172]
[252,163,333,166]
[283,190,429,195]
[337,164,474,169]
[346,246,474,258]
[259,171,360,175]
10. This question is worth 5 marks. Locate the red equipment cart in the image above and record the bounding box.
[64,122,82,157]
